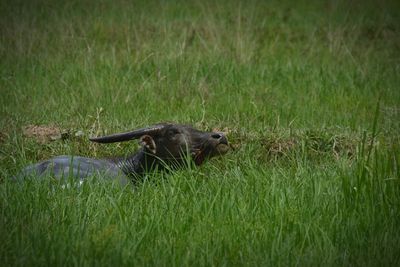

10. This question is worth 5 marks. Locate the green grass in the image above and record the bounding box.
[1,0,399,266]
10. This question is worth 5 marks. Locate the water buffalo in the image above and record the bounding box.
[15,123,229,185]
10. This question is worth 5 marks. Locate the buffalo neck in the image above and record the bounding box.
[114,149,158,181]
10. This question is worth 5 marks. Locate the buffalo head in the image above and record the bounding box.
[89,123,229,167]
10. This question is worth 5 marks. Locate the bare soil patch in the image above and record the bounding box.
[22,125,69,144]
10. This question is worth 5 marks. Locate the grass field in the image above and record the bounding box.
[1,0,399,266]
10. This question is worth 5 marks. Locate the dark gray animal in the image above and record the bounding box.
[15,123,229,185]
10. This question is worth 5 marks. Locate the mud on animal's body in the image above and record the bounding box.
[14,123,229,185]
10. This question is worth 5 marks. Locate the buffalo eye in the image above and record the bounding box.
[168,128,180,138]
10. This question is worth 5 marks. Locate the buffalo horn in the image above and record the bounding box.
[89,124,166,143]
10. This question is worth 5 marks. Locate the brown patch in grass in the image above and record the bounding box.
[22,125,69,144]
[260,131,360,162]
[262,138,298,158]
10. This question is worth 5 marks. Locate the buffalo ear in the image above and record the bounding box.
[139,135,156,154]
[89,124,166,143]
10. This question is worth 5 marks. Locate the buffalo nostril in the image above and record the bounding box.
[211,133,222,139]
